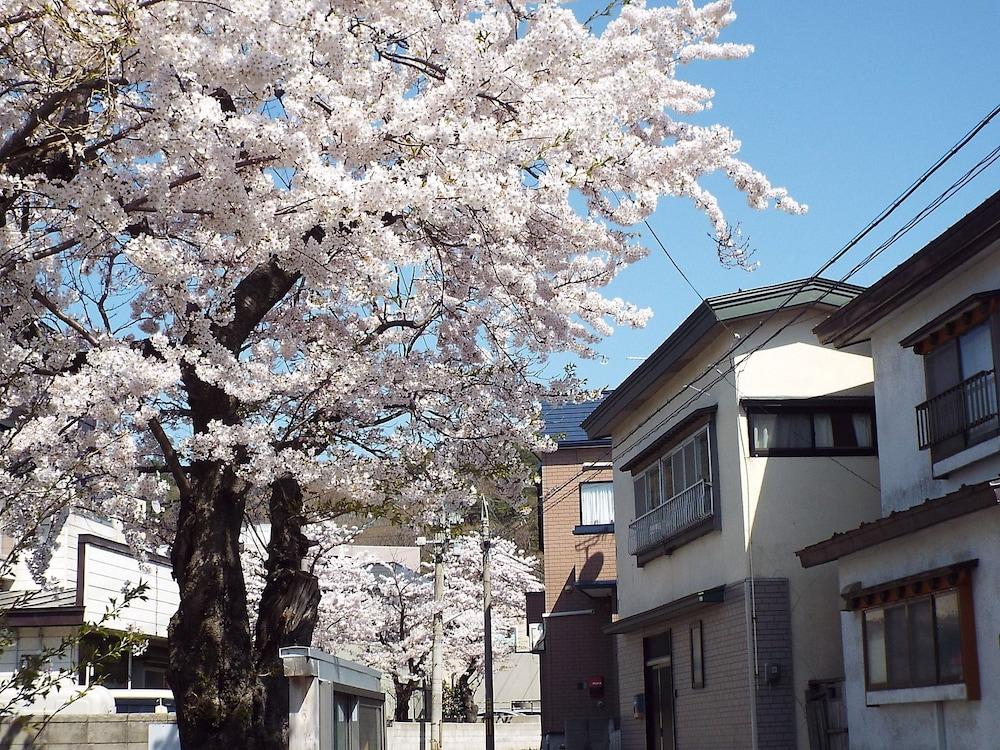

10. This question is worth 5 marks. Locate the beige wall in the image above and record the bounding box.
[0,713,176,750]
[610,308,882,750]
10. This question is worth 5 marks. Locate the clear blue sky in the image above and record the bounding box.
[554,0,1000,390]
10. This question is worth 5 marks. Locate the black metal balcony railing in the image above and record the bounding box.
[628,479,713,556]
[916,369,999,451]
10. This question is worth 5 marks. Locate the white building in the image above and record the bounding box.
[581,279,882,750]
[0,512,178,710]
[799,189,1000,749]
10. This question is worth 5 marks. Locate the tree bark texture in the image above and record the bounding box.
[167,260,307,750]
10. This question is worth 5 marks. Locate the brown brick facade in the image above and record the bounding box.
[539,446,619,739]
[615,579,795,750]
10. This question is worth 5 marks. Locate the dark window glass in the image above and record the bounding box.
[885,605,910,687]
[908,598,936,686]
[749,406,875,455]
[935,591,963,683]
[864,588,969,691]
[633,475,647,517]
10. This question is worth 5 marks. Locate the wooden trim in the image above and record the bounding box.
[797,482,1000,568]
[901,292,1000,353]
[843,560,978,610]
[6,607,85,628]
[958,577,981,700]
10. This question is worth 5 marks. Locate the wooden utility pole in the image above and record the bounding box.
[430,530,446,750]
[482,500,496,750]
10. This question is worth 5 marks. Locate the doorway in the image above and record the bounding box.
[644,632,675,750]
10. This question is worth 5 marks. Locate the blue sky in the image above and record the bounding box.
[554,0,1000,390]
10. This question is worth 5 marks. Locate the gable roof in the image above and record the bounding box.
[581,278,864,439]
[814,188,1000,348]
[541,396,611,448]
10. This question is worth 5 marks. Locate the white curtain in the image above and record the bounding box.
[852,413,873,448]
[814,413,834,448]
[582,482,615,525]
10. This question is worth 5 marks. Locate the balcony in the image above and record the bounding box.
[916,369,999,451]
[628,480,713,556]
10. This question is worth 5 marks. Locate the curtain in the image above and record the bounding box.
[852,413,873,448]
[582,482,615,525]
[814,413,834,448]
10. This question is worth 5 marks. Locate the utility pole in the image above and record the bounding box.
[430,529,446,750]
[482,499,496,750]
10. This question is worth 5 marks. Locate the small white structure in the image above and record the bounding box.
[281,646,386,750]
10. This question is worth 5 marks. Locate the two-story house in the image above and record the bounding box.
[581,279,882,750]
[798,189,1000,749]
[530,397,620,750]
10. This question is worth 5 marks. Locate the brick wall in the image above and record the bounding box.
[673,582,753,750]
[749,578,796,750]
[539,447,619,738]
[614,579,795,750]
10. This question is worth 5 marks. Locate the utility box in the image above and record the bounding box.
[281,646,386,750]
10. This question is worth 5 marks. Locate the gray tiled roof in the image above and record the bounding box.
[541,397,611,447]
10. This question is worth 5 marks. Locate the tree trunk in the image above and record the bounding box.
[394,679,417,722]
[168,462,262,750]
[456,662,479,723]
[253,475,320,749]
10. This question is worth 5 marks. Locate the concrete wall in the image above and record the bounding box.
[387,717,540,750]
[0,713,177,750]
[609,309,881,750]
[837,506,1000,749]
[865,238,1000,513]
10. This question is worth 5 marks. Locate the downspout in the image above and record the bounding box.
[732,355,760,750]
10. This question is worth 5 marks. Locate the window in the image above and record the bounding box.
[864,590,964,691]
[919,321,999,458]
[851,561,979,700]
[335,693,384,750]
[579,482,614,527]
[745,400,876,457]
[628,424,715,558]
[633,427,711,517]
[690,621,704,689]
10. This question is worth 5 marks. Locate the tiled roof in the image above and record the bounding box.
[541,396,611,447]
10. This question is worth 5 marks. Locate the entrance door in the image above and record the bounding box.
[643,631,674,750]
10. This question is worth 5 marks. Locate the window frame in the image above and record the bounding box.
[690,620,705,690]
[904,293,1000,462]
[853,564,980,700]
[744,398,877,458]
[632,424,713,518]
[578,480,615,529]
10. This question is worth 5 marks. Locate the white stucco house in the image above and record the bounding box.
[798,188,1000,749]
[581,279,882,750]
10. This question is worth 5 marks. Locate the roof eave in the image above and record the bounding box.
[814,189,1000,349]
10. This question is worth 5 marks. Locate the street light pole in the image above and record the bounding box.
[482,499,496,750]
[430,529,446,750]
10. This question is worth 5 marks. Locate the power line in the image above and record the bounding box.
[614,102,1000,459]
[502,101,1000,536]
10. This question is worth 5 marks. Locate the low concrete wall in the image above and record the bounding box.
[387,717,540,750]
[0,713,177,750]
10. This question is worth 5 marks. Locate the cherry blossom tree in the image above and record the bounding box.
[307,532,540,721]
[1,0,801,746]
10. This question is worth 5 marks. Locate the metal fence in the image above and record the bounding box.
[916,369,998,450]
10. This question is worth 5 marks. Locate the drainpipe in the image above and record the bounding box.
[935,702,947,750]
